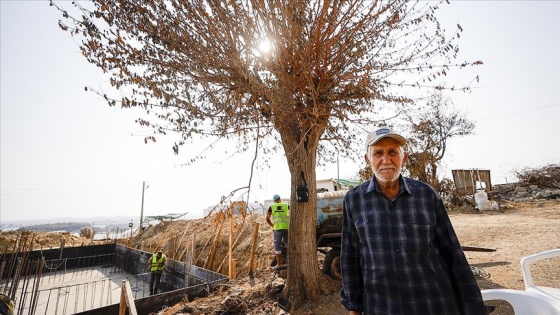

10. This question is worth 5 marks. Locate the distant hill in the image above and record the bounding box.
[1,216,139,233]
[17,222,92,234]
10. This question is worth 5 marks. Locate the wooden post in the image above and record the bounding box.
[191,232,196,265]
[119,280,126,315]
[119,279,138,315]
[229,206,234,279]
[185,251,191,287]
[249,223,259,273]
[59,239,65,259]
[205,221,223,270]
[470,169,476,195]
[107,279,112,306]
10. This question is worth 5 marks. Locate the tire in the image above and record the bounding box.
[322,248,341,280]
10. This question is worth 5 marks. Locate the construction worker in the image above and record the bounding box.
[148,250,166,295]
[266,194,289,268]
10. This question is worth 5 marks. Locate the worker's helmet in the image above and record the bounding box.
[273,194,280,201]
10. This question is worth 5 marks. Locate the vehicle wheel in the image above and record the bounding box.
[323,248,341,280]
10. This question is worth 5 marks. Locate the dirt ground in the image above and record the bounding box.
[2,199,558,314]
[157,199,560,315]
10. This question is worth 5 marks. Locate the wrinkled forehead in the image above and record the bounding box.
[370,137,404,150]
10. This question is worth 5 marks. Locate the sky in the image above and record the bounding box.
[1,1,559,223]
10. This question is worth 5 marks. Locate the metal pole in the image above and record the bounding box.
[337,155,340,190]
[140,181,146,228]
[337,155,340,181]
[129,222,133,246]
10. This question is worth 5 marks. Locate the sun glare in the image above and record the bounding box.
[258,39,272,54]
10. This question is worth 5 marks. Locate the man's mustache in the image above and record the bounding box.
[379,164,396,171]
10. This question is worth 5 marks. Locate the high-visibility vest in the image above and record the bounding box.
[271,202,289,230]
[151,253,166,272]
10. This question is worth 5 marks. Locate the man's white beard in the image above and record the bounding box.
[374,164,400,188]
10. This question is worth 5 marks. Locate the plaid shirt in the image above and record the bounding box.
[340,176,488,315]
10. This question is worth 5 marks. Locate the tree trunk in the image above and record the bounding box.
[284,140,320,308]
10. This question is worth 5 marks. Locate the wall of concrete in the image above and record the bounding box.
[114,245,227,292]
[1,244,116,279]
[1,243,227,315]
[77,245,228,315]
[76,280,225,315]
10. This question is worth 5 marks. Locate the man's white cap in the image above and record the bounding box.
[365,127,406,150]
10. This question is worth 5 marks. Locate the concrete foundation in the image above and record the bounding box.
[1,244,228,315]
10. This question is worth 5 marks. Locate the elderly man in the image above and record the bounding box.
[340,127,488,315]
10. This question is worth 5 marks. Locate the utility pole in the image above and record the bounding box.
[337,155,340,180]
[337,155,340,191]
[140,181,147,228]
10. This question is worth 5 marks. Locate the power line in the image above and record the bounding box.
[478,103,560,122]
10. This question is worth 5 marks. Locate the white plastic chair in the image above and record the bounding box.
[481,289,560,314]
[521,248,560,300]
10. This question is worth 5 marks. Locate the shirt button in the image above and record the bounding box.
[392,224,397,228]
[395,249,400,253]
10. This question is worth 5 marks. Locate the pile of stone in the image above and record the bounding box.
[482,164,560,203]
[451,164,560,209]
[489,184,560,202]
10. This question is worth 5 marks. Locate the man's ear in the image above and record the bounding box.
[364,153,370,165]
[402,151,409,165]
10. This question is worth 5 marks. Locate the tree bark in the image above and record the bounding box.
[283,134,321,308]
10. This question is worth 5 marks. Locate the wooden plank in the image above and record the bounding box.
[119,279,138,315]
[462,246,496,252]
[205,221,223,270]
[162,302,186,315]
[229,206,233,279]
[119,280,126,315]
[249,223,259,273]
[191,231,196,265]
[124,279,138,315]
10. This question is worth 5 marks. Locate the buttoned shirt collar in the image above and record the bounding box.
[365,175,412,197]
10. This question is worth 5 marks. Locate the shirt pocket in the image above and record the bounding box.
[403,223,433,255]
[354,223,392,253]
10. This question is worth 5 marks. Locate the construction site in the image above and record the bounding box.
[0,203,272,315]
[0,231,230,315]
[2,168,559,314]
